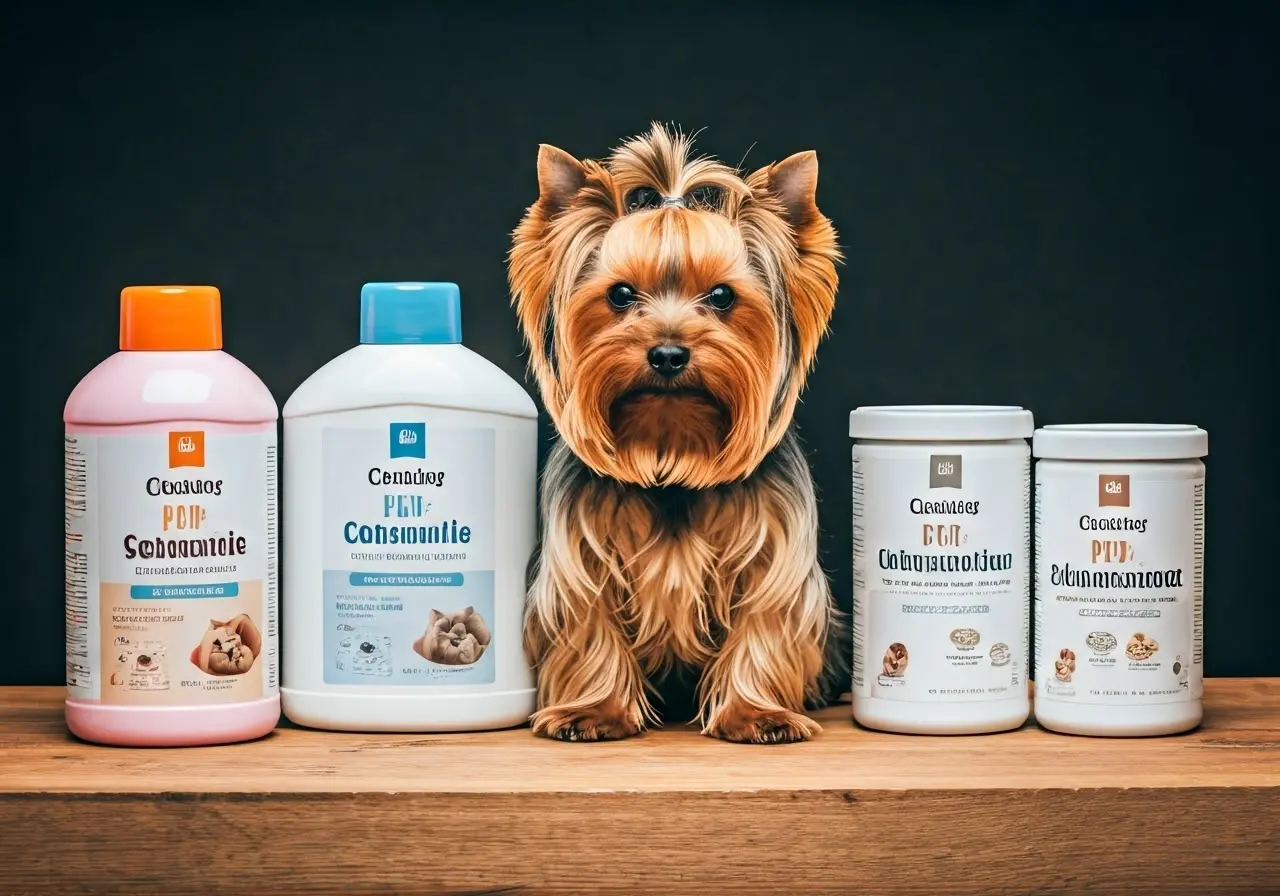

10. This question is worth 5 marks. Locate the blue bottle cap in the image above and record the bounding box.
[359,282,462,345]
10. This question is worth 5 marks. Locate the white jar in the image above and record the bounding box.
[281,282,538,732]
[1032,424,1208,737]
[850,405,1034,734]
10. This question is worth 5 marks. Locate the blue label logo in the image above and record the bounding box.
[389,422,426,459]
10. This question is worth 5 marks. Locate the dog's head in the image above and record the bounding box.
[509,123,841,488]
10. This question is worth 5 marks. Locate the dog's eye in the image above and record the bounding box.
[607,283,638,309]
[706,284,735,311]
[687,185,723,210]
[625,187,662,212]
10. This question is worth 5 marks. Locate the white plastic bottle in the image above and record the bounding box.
[1033,423,1208,737]
[849,405,1034,735]
[282,282,538,731]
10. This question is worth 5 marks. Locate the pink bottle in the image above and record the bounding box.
[64,285,279,746]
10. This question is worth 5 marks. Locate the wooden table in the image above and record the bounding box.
[1,681,1278,895]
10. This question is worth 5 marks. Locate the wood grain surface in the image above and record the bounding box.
[2,680,1278,895]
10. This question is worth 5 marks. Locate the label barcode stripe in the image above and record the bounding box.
[1021,450,1031,689]
[851,454,866,689]
[64,436,92,690]
[265,442,279,692]
[1192,479,1205,668]
[1032,466,1043,685]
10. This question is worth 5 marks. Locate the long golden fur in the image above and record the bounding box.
[509,124,844,743]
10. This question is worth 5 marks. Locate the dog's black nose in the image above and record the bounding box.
[647,344,690,378]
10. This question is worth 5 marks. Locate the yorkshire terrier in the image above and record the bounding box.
[508,124,844,744]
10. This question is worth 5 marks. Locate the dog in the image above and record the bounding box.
[194,615,260,676]
[412,607,492,666]
[508,123,844,743]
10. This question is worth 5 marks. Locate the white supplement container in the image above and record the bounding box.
[282,282,538,731]
[850,405,1034,734]
[1032,424,1208,737]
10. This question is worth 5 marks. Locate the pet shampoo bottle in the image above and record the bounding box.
[64,285,280,747]
[282,282,538,731]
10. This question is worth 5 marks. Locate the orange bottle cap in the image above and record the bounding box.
[119,285,223,351]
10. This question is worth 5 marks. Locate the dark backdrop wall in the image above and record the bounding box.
[8,1,1276,686]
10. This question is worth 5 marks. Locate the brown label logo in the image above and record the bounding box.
[929,454,962,489]
[1098,474,1129,507]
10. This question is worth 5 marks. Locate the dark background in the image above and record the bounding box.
[8,1,1276,686]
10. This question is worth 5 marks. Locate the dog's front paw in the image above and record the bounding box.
[531,700,646,742]
[704,707,820,744]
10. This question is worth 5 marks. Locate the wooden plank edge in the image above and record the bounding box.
[2,788,1277,896]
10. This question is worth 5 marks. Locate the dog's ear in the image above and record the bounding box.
[766,150,820,227]
[741,148,840,445]
[427,609,445,626]
[537,144,587,215]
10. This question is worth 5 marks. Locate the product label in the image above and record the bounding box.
[852,449,1029,702]
[1035,472,1204,705]
[64,429,278,705]
[321,424,496,686]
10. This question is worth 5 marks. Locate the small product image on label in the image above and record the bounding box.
[865,590,1019,701]
[852,449,1028,703]
[1036,473,1203,706]
[64,429,277,706]
[322,424,497,686]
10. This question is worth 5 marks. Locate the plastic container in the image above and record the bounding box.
[849,405,1034,734]
[64,285,280,747]
[281,282,538,732]
[1032,424,1208,737]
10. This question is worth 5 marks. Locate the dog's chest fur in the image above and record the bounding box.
[543,434,815,676]
[607,482,744,672]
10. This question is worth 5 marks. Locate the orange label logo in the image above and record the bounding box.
[168,431,205,468]
[1098,474,1129,507]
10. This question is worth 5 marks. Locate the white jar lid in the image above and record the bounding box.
[1033,424,1208,460]
[848,405,1034,441]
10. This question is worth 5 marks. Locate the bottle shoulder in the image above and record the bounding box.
[283,344,538,420]
[64,350,278,425]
